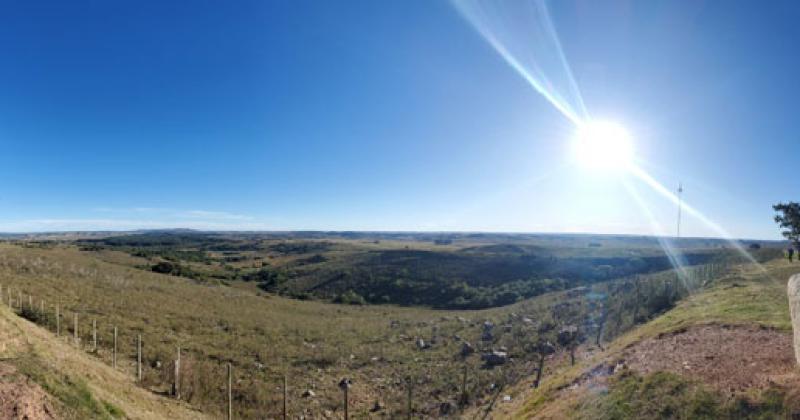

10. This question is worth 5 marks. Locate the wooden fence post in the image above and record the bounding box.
[92,319,97,352]
[343,385,349,420]
[407,377,413,420]
[28,295,32,310]
[74,313,78,345]
[338,379,351,420]
[113,327,117,369]
[227,363,233,420]
[282,374,288,420]
[173,346,180,399]
[459,363,469,406]
[137,334,142,382]
[17,291,21,310]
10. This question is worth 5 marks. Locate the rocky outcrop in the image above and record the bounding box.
[787,274,800,365]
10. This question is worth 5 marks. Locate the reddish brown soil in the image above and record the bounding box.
[621,324,799,396]
[0,363,57,420]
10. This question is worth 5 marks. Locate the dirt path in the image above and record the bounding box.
[620,324,797,395]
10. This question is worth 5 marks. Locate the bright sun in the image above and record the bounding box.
[572,120,634,171]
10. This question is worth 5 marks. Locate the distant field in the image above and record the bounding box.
[68,231,776,309]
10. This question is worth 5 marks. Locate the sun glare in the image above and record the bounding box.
[572,120,634,171]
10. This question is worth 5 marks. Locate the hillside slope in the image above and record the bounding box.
[0,303,208,419]
[510,258,800,419]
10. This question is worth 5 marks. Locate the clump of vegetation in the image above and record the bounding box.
[333,290,366,305]
[576,371,788,420]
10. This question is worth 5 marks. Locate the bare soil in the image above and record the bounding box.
[0,362,57,420]
[621,324,798,395]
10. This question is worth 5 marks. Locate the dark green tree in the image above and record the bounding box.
[773,202,800,246]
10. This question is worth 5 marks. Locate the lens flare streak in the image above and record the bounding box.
[628,164,763,269]
[623,179,691,282]
[452,0,587,125]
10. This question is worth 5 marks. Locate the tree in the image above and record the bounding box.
[531,339,555,388]
[774,202,800,247]
[557,325,583,365]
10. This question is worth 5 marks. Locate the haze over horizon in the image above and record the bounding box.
[3,1,799,240]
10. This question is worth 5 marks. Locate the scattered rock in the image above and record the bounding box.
[370,401,385,412]
[502,395,512,402]
[481,350,508,366]
[439,401,456,415]
[460,341,475,357]
[302,389,315,398]
[416,338,430,350]
[613,361,626,374]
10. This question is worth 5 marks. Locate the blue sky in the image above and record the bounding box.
[1,0,798,239]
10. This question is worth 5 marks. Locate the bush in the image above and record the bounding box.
[334,290,366,305]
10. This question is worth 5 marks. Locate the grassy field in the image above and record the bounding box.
[0,234,781,418]
[0,243,530,417]
[0,298,206,419]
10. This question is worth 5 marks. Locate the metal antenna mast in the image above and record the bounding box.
[676,182,683,238]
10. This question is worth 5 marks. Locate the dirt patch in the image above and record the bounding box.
[0,362,58,420]
[621,324,798,395]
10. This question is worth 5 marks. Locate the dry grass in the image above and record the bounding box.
[0,301,207,419]
[0,243,541,417]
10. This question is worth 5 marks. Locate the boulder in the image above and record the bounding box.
[481,351,508,366]
[439,402,456,415]
[788,274,800,364]
[370,401,385,412]
[460,341,475,357]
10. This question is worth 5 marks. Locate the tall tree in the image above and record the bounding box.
[774,202,800,246]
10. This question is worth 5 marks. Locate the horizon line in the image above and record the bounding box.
[0,228,784,243]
